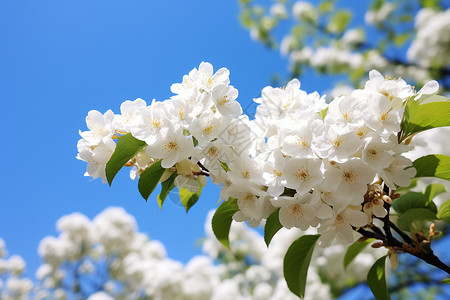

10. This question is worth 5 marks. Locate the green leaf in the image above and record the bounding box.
[397,208,437,231]
[283,235,320,299]
[367,256,390,300]
[394,32,410,46]
[395,178,418,195]
[218,160,231,172]
[264,209,282,246]
[328,10,352,33]
[157,172,177,210]
[319,107,328,120]
[441,278,450,284]
[105,133,146,185]
[212,198,239,249]
[138,160,166,201]
[392,191,436,214]
[437,199,450,223]
[401,97,450,140]
[179,179,204,212]
[424,184,446,201]
[343,238,375,269]
[413,155,450,181]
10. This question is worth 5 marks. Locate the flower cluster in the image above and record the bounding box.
[3,208,383,299]
[0,239,33,300]
[77,62,439,247]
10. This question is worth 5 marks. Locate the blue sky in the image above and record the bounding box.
[0,0,302,278]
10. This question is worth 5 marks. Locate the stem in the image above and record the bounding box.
[389,220,413,244]
[358,217,450,275]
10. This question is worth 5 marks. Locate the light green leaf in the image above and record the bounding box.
[105,133,146,185]
[157,172,177,210]
[401,97,450,141]
[218,160,231,172]
[264,209,282,246]
[367,256,390,300]
[319,107,328,120]
[394,32,410,46]
[212,198,239,249]
[441,278,450,284]
[397,208,437,231]
[413,154,450,181]
[137,160,165,201]
[392,191,436,214]
[343,238,375,269]
[283,235,320,299]
[437,199,450,223]
[328,10,352,33]
[424,184,446,202]
[179,179,204,212]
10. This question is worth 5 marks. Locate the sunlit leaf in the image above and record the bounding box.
[367,256,390,300]
[105,133,146,185]
[413,155,450,181]
[437,199,450,223]
[401,97,450,141]
[179,178,204,212]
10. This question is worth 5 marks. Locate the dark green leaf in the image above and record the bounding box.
[138,160,165,201]
[413,155,450,181]
[392,192,436,214]
[437,199,450,223]
[212,198,239,249]
[401,97,450,141]
[397,208,437,231]
[283,235,320,299]
[105,133,146,185]
[157,172,177,210]
[179,179,204,212]
[367,256,390,300]
[264,209,282,246]
[344,238,375,269]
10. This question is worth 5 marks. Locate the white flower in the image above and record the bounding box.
[189,110,229,147]
[145,126,195,168]
[211,84,242,117]
[319,207,368,246]
[77,138,116,184]
[325,96,365,133]
[380,155,416,190]
[361,134,394,172]
[116,98,147,132]
[130,101,170,145]
[313,128,362,163]
[271,193,317,230]
[79,110,115,146]
[322,158,375,206]
[259,150,287,197]
[282,158,323,194]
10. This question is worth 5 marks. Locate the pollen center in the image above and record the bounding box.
[342,171,357,185]
[294,168,310,181]
[165,141,178,152]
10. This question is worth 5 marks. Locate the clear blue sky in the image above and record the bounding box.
[0,0,411,285]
